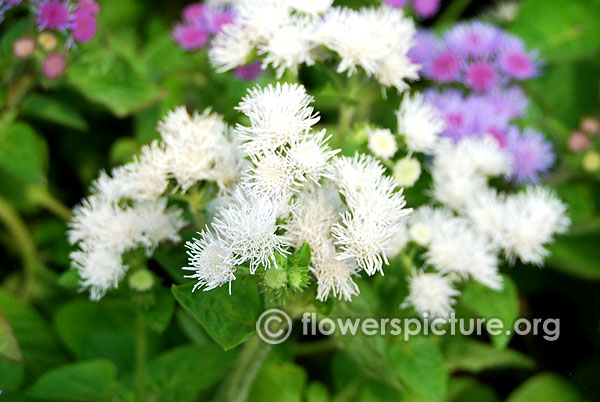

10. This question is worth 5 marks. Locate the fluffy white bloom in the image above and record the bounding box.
[384,221,409,259]
[289,0,333,14]
[243,151,299,203]
[367,127,397,159]
[405,272,460,319]
[319,7,418,90]
[311,242,360,301]
[464,188,507,244]
[158,107,241,191]
[237,0,291,43]
[457,136,512,177]
[258,15,317,77]
[71,246,125,301]
[134,199,186,254]
[498,187,569,265]
[375,53,420,92]
[431,168,488,211]
[287,129,339,184]
[184,229,237,292]
[393,157,421,187]
[212,190,290,273]
[209,23,254,72]
[409,206,454,246]
[396,92,445,154]
[236,83,320,155]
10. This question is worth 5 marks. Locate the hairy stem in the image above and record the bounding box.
[214,334,272,402]
[0,196,41,300]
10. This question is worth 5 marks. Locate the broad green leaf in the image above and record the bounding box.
[359,382,404,402]
[389,336,448,402]
[67,48,162,117]
[0,19,28,69]
[0,359,24,392]
[506,373,580,402]
[248,361,307,402]
[172,278,262,350]
[54,299,136,372]
[458,275,519,349]
[0,311,22,363]
[57,270,82,290]
[0,290,67,379]
[306,382,329,402]
[146,344,237,402]
[547,234,600,281]
[289,243,311,268]
[509,0,600,62]
[19,94,88,131]
[0,122,46,183]
[447,377,499,402]
[142,286,175,333]
[27,359,118,402]
[444,337,535,373]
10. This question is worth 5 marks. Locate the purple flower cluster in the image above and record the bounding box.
[172,2,261,81]
[0,0,22,21]
[383,0,440,19]
[410,22,539,91]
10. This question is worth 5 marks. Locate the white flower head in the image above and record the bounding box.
[237,0,292,43]
[243,151,299,204]
[236,83,320,155]
[71,246,126,301]
[499,187,569,265]
[184,229,237,292]
[134,199,186,254]
[397,92,445,154]
[463,188,507,244]
[367,127,397,160]
[393,157,421,187]
[457,135,512,177]
[287,129,340,184]
[311,242,360,301]
[209,23,254,72]
[289,0,333,14]
[405,272,460,319]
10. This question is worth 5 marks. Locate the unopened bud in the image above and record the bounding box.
[567,131,589,153]
[13,37,35,58]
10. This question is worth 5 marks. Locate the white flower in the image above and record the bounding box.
[367,127,397,159]
[209,23,254,72]
[374,52,420,92]
[409,206,454,246]
[463,188,507,244]
[287,129,339,184]
[405,272,460,319]
[184,229,237,292]
[311,242,360,301]
[498,187,569,265]
[397,92,445,154]
[431,168,488,211]
[134,199,186,254]
[235,83,320,155]
[258,15,317,78]
[457,136,512,177]
[71,246,126,301]
[243,151,299,203]
[393,157,421,187]
[384,221,409,259]
[237,0,291,43]
[212,190,291,273]
[289,0,333,14]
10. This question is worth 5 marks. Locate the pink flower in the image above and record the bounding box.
[207,10,234,34]
[183,3,207,22]
[173,24,208,51]
[37,1,70,30]
[413,0,440,18]
[73,9,97,42]
[78,0,99,15]
[383,0,409,7]
[465,61,498,92]
[43,53,66,78]
[13,37,35,58]
[428,51,461,82]
[235,62,261,80]
[500,50,536,79]
[567,132,589,153]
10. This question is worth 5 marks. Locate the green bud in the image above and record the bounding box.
[128,269,154,292]
[263,267,288,290]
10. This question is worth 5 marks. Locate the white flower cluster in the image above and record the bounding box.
[185,83,412,301]
[69,107,244,300]
[398,136,569,319]
[210,1,419,90]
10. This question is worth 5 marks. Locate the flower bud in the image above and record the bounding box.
[128,269,155,292]
[393,157,421,187]
[13,37,35,58]
[582,151,600,173]
[581,117,600,135]
[38,32,58,51]
[567,131,589,153]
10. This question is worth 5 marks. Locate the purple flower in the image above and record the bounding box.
[78,0,99,15]
[73,9,97,42]
[37,1,70,30]
[446,22,501,58]
[383,0,409,7]
[206,9,234,34]
[413,0,440,18]
[427,51,462,82]
[408,30,441,65]
[465,60,498,91]
[235,61,262,80]
[183,3,207,22]
[425,89,476,142]
[173,24,208,50]
[42,53,66,78]
[506,127,555,183]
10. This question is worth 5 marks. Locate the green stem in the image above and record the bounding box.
[136,313,147,401]
[213,334,272,402]
[335,102,356,150]
[28,186,72,221]
[0,196,41,300]
[435,0,473,27]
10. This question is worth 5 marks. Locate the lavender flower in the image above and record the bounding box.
[172,3,234,50]
[383,0,440,19]
[506,127,555,183]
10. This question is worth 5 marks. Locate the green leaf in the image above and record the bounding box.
[19,94,88,131]
[0,359,25,392]
[389,336,448,402]
[57,270,82,290]
[506,373,581,402]
[0,311,22,363]
[172,278,262,350]
[142,286,175,333]
[509,0,600,62]
[27,359,118,402]
[458,275,519,349]
[0,122,46,183]
[546,234,600,281]
[306,382,329,402]
[67,48,162,117]
[248,361,307,402]
[289,243,311,268]
[444,337,535,373]
[0,290,67,379]
[447,377,499,402]
[147,344,237,402]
